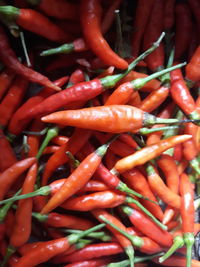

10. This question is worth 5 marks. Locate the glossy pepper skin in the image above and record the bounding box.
[80,0,128,70]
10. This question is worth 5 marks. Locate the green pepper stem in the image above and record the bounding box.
[36,126,59,160]
[126,197,167,231]
[139,125,180,135]
[159,235,184,263]
[23,128,48,136]
[40,43,74,56]
[125,245,135,267]
[183,232,195,267]
[66,151,80,169]
[0,186,51,205]
[99,215,143,248]
[62,229,111,241]
[190,158,200,176]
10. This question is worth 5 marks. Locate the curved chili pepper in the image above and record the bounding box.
[0,76,29,127]
[143,0,165,71]
[131,0,155,57]
[127,91,142,107]
[41,140,114,214]
[0,6,72,42]
[42,128,91,186]
[33,212,94,230]
[121,206,172,247]
[92,209,134,267]
[52,243,123,264]
[113,135,192,173]
[122,168,163,221]
[41,105,184,134]
[61,191,126,211]
[146,164,181,209]
[164,0,176,30]
[186,46,200,84]
[0,129,17,172]
[180,173,195,267]
[0,68,15,101]
[174,3,193,60]
[8,76,68,135]
[26,0,78,20]
[170,79,200,122]
[14,223,105,267]
[10,163,37,247]
[0,25,60,91]
[0,157,36,200]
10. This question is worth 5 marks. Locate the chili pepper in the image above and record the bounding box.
[187,26,198,62]
[164,0,176,30]
[121,206,172,247]
[104,64,180,105]
[180,173,195,267]
[8,76,68,135]
[0,26,60,91]
[9,163,37,248]
[68,69,86,86]
[26,0,78,20]
[42,128,91,186]
[41,105,187,134]
[122,168,163,221]
[51,135,69,146]
[127,91,142,107]
[41,137,117,214]
[170,79,200,122]
[77,180,109,194]
[92,209,134,267]
[21,34,165,120]
[52,243,123,264]
[105,150,118,170]
[0,76,29,127]
[174,3,193,60]
[146,164,181,209]
[143,0,165,71]
[0,129,17,172]
[112,135,192,173]
[0,6,72,42]
[42,145,59,155]
[0,68,15,101]
[63,258,111,267]
[0,157,36,201]
[186,46,200,85]
[14,223,105,267]
[188,0,200,36]
[131,0,155,57]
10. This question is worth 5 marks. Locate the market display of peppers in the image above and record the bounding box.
[0,0,200,266]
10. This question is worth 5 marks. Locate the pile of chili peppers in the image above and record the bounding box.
[0,0,200,266]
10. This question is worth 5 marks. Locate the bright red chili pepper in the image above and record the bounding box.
[0,157,36,201]
[186,46,200,84]
[0,25,60,91]
[174,3,193,60]
[0,68,15,101]
[10,163,37,247]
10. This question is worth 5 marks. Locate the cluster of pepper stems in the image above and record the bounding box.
[0,0,199,266]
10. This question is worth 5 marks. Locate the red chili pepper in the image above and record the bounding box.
[42,128,91,186]
[26,0,79,20]
[113,135,191,173]
[186,46,200,84]
[0,68,15,101]
[80,0,128,70]
[0,157,36,200]
[63,259,111,267]
[77,180,109,194]
[0,76,29,127]
[0,129,17,172]
[0,6,72,42]
[180,173,195,267]
[174,3,193,60]
[143,0,165,71]
[188,0,200,36]
[42,145,60,155]
[10,163,37,247]
[41,140,114,214]
[131,0,155,57]
[33,212,94,231]
[51,135,69,146]
[127,91,142,107]
[164,0,176,30]
[0,25,60,91]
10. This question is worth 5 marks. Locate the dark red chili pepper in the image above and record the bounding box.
[143,0,165,71]
[0,76,29,127]
[10,163,37,247]
[174,3,193,60]
[0,6,72,42]
[164,0,176,30]
[0,25,60,91]
[188,0,200,36]
[0,157,36,201]
[26,0,79,20]
[0,68,15,101]
[131,0,155,57]
[41,140,114,214]
[180,173,195,267]
[0,129,17,172]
